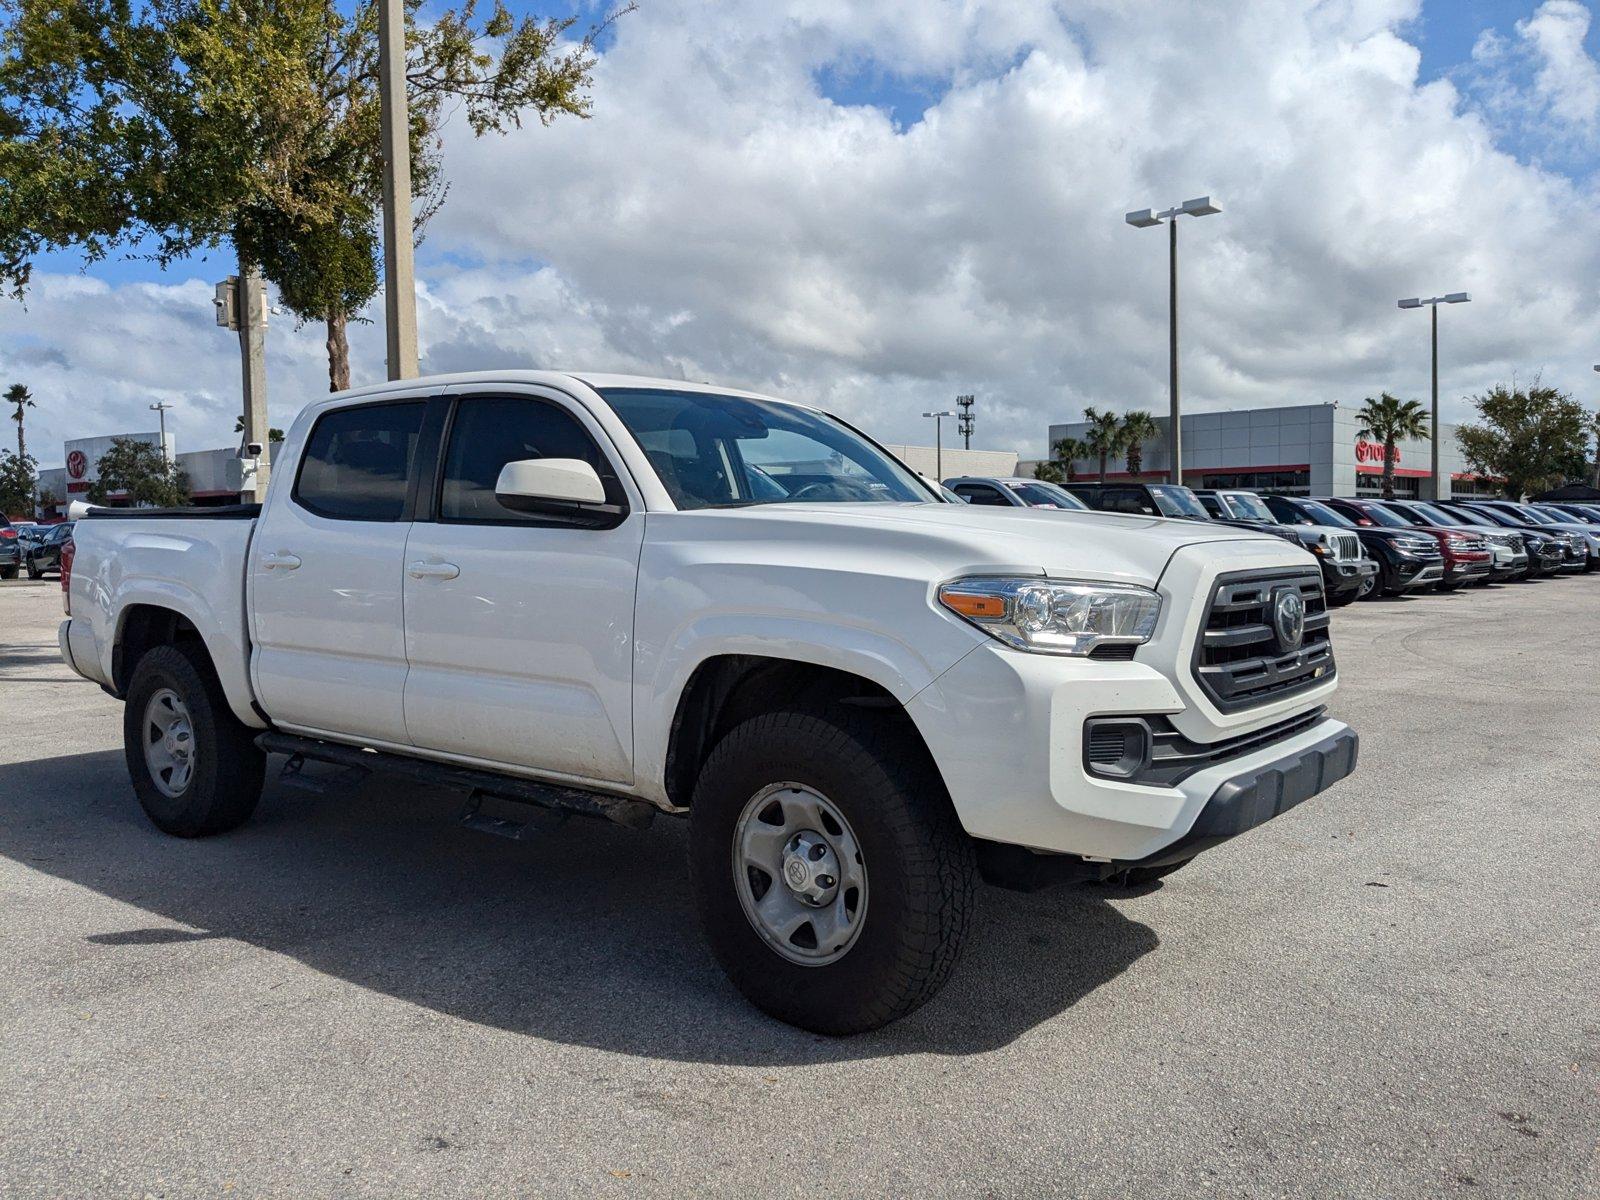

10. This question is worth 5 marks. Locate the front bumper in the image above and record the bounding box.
[1392,557,1443,588]
[1128,725,1358,868]
[905,641,1350,862]
[1321,558,1377,594]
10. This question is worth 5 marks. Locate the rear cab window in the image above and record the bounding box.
[294,401,426,521]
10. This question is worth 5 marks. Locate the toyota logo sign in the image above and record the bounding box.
[67,449,89,479]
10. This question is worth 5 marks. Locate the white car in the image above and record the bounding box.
[60,372,1357,1033]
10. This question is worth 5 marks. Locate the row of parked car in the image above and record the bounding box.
[0,517,75,579]
[941,476,1600,605]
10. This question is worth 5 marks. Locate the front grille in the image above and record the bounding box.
[1331,533,1361,561]
[1140,706,1326,787]
[1193,568,1334,712]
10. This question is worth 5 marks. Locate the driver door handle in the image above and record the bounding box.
[408,560,460,581]
[260,551,301,571]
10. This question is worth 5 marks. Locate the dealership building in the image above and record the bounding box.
[35,432,248,515]
[1046,401,1497,500]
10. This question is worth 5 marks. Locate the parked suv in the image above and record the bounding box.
[1434,502,1566,577]
[943,477,1090,510]
[1060,481,1214,520]
[1460,501,1596,572]
[1196,490,1373,606]
[1317,497,1492,589]
[1378,500,1528,582]
[1262,495,1442,599]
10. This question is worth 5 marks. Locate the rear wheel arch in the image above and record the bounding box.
[112,604,209,697]
[662,655,943,809]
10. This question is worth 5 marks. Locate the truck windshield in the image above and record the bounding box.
[601,388,930,510]
[1149,486,1210,519]
[1223,493,1275,522]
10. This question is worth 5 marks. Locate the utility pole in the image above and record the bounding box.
[214,267,271,502]
[955,394,975,450]
[378,0,419,380]
[148,401,173,463]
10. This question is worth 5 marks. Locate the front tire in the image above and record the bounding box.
[689,707,976,1035]
[0,565,16,580]
[123,643,265,837]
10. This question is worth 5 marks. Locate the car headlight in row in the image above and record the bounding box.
[938,577,1162,655]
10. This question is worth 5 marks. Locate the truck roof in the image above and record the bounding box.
[321,370,798,409]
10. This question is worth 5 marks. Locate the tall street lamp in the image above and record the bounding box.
[1125,196,1222,485]
[922,410,955,481]
[149,401,174,463]
[1398,292,1471,500]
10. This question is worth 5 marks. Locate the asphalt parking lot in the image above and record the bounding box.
[2,575,1597,1199]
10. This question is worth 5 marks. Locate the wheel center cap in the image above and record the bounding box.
[781,831,839,906]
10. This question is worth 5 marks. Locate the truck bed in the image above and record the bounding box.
[65,507,262,728]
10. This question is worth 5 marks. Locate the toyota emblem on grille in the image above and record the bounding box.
[1272,587,1305,652]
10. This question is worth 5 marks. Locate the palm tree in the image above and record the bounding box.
[1083,408,1123,482]
[1120,411,1160,477]
[1355,392,1429,499]
[5,383,33,461]
[1051,436,1089,481]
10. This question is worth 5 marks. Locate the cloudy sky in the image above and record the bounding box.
[4,0,1600,468]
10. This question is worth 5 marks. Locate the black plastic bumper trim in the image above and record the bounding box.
[1126,724,1359,870]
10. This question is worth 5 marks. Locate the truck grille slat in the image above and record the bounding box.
[1193,568,1334,713]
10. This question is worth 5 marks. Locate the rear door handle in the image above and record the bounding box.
[408,560,460,580]
[260,552,301,571]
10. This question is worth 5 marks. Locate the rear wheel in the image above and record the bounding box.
[123,643,265,837]
[0,565,16,580]
[689,707,976,1035]
[25,562,41,580]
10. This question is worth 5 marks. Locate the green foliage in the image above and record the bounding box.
[233,415,284,441]
[87,437,190,506]
[1032,459,1065,484]
[1355,392,1429,499]
[1120,410,1159,476]
[1050,435,1088,482]
[5,381,32,459]
[1082,408,1123,482]
[0,447,36,515]
[1456,382,1590,499]
[0,0,627,385]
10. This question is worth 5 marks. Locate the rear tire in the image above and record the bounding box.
[689,707,976,1035]
[25,563,41,580]
[123,643,265,837]
[0,565,16,580]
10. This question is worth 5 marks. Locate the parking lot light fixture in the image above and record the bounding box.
[1397,292,1471,501]
[922,410,955,480]
[1124,195,1222,484]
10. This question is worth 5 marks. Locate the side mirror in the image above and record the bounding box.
[493,458,627,528]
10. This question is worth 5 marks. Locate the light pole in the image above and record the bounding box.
[149,401,173,463]
[1125,196,1222,485]
[1398,292,1471,500]
[1593,365,1599,487]
[923,410,955,480]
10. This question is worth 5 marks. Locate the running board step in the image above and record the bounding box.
[255,732,656,830]
[277,753,371,795]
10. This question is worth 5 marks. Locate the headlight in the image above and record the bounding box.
[938,576,1162,656]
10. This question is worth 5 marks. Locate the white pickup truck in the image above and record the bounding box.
[60,372,1357,1033]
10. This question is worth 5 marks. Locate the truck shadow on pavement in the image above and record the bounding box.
[2,748,1159,1063]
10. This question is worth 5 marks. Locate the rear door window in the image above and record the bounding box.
[295,402,426,521]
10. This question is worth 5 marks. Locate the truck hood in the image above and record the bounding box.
[670,502,1294,588]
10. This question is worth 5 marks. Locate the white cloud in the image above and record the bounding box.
[1521,0,1600,127]
[5,0,1600,467]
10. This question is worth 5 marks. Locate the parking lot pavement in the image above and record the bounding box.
[2,576,1597,1199]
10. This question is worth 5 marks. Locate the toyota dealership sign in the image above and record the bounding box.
[61,432,175,494]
